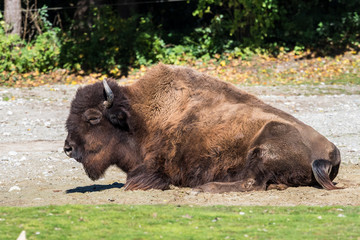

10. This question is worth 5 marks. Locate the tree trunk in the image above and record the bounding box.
[4,0,22,35]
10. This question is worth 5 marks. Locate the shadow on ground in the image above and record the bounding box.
[66,182,124,193]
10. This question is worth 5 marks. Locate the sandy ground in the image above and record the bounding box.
[0,83,359,207]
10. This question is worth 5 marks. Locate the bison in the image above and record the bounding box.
[64,64,341,193]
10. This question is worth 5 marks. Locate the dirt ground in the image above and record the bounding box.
[0,83,359,207]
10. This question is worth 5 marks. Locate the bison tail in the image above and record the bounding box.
[312,159,342,190]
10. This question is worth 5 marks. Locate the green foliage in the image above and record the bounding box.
[194,0,360,54]
[60,7,165,75]
[194,0,282,47]
[1,1,360,78]
[1,205,360,239]
[0,9,60,73]
[189,14,234,56]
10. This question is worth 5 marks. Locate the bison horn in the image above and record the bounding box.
[103,79,114,108]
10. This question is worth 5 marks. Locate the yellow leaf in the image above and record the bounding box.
[140,65,147,72]
[110,68,118,74]
[220,60,226,67]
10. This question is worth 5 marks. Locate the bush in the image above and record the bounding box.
[59,4,238,75]
[60,7,165,75]
[194,0,360,54]
[2,1,360,78]
[0,10,60,73]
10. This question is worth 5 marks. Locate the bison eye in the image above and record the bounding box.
[88,117,101,125]
[83,108,102,125]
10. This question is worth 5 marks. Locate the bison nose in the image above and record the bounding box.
[64,142,73,157]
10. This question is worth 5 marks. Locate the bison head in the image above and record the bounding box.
[64,80,132,180]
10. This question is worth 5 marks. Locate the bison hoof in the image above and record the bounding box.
[242,178,256,189]
[267,183,289,191]
[189,189,202,196]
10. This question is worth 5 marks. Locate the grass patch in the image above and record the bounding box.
[325,73,360,85]
[0,205,359,239]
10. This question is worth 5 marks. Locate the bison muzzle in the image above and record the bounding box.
[64,64,342,193]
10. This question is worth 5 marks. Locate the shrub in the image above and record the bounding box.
[193,0,360,54]
[60,7,165,75]
[0,10,60,73]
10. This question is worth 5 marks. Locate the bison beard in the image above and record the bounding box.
[64,64,342,193]
[79,140,114,181]
[82,153,110,181]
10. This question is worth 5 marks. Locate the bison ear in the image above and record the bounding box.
[108,108,130,131]
[83,109,102,125]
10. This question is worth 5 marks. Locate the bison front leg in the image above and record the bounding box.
[196,178,267,194]
[124,164,171,191]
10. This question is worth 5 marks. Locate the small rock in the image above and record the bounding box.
[9,186,21,192]
[182,214,193,219]
[350,158,359,164]
[8,151,18,156]
[189,189,201,196]
[7,111,13,116]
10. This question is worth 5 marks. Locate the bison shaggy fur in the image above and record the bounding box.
[64,64,341,193]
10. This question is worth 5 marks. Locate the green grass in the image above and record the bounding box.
[325,73,360,85]
[1,205,359,239]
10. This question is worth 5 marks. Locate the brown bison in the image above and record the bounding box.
[64,64,341,193]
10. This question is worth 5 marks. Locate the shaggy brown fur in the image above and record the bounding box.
[64,64,342,193]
